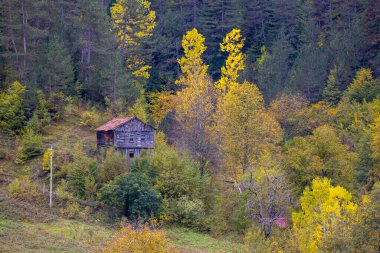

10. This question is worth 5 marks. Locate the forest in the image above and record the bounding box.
[0,0,379,252]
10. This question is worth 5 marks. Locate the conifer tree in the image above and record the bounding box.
[323,66,342,106]
[344,68,380,103]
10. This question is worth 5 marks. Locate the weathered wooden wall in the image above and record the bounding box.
[114,119,154,149]
[96,131,114,147]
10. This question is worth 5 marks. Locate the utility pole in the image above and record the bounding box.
[49,144,53,209]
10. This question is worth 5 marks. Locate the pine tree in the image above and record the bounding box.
[40,36,74,95]
[256,30,294,100]
[323,66,342,105]
[344,68,380,103]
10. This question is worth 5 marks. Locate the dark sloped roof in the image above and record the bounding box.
[95,117,134,131]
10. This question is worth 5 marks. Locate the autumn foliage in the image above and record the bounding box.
[101,224,178,253]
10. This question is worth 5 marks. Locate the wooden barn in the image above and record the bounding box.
[95,117,155,158]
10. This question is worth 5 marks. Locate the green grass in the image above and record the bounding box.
[166,227,244,253]
[0,217,112,253]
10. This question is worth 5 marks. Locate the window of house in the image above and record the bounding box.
[129,137,134,142]
[129,151,134,158]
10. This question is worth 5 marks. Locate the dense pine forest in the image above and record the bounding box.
[0,0,379,252]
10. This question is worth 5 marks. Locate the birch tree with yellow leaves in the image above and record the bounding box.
[175,29,217,176]
[215,81,282,179]
[110,0,156,78]
[291,178,358,253]
[216,29,246,94]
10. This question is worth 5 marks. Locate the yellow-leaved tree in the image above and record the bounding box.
[215,81,282,179]
[175,29,216,176]
[42,148,52,171]
[176,28,208,87]
[110,0,156,78]
[291,177,358,253]
[370,116,380,184]
[149,91,175,125]
[216,29,246,94]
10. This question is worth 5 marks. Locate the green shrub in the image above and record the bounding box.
[152,132,207,199]
[47,92,66,120]
[99,149,128,183]
[170,196,209,231]
[131,154,157,181]
[151,132,212,231]
[64,200,81,218]
[55,179,74,200]
[8,178,40,201]
[0,81,26,135]
[8,179,21,198]
[15,128,42,164]
[66,144,98,200]
[26,90,51,132]
[98,172,162,221]
[244,226,272,253]
[79,107,100,128]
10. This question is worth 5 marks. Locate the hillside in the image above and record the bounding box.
[0,115,245,253]
[0,0,379,252]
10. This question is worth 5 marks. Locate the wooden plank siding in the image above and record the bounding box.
[96,117,155,158]
[114,119,154,149]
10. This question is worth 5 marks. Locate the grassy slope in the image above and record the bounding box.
[0,116,244,253]
[0,192,243,253]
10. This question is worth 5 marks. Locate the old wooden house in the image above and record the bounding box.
[95,117,155,158]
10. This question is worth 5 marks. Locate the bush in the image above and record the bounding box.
[152,132,207,199]
[60,200,92,220]
[8,178,40,201]
[101,224,178,253]
[151,132,212,231]
[55,179,74,200]
[64,200,81,218]
[66,144,98,200]
[79,107,100,128]
[244,226,272,253]
[98,172,162,221]
[26,90,51,132]
[99,149,129,183]
[15,128,42,164]
[0,81,26,135]
[8,179,21,198]
[170,196,209,231]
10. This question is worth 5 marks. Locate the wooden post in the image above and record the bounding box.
[49,145,53,209]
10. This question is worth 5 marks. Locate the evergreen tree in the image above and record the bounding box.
[323,65,342,105]
[256,31,294,100]
[39,36,74,95]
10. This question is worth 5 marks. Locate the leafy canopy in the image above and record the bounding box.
[292,177,357,253]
